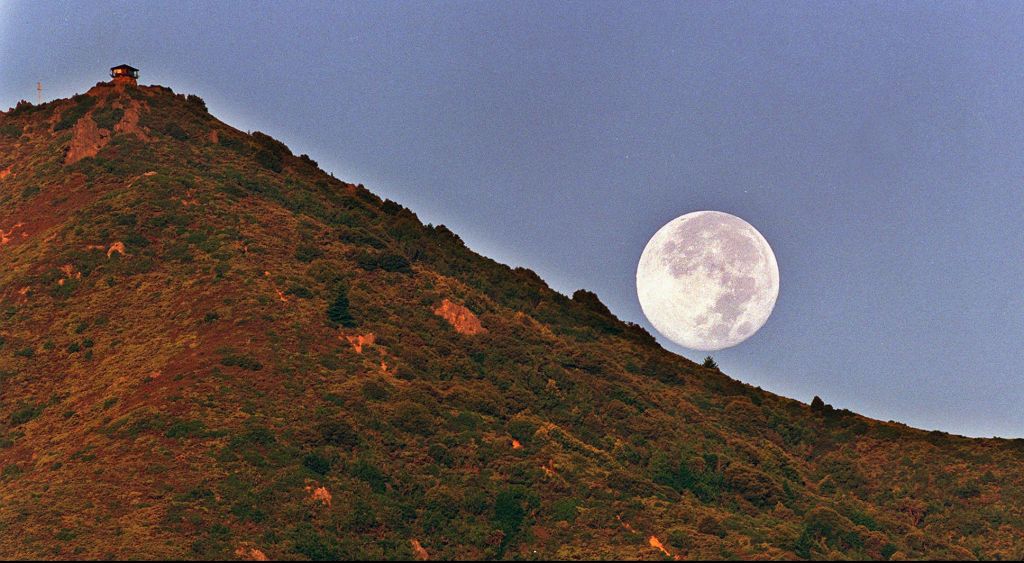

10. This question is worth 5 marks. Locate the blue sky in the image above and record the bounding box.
[3,1,1023,437]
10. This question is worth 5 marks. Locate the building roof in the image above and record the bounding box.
[111,64,139,72]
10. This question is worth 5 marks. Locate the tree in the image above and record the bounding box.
[327,286,356,327]
[702,356,719,370]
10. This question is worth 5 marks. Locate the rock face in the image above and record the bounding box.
[433,299,486,335]
[64,116,110,165]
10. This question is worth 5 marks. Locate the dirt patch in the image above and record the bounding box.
[511,439,522,450]
[107,241,126,257]
[433,299,486,335]
[648,535,671,558]
[410,539,429,561]
[58,264,82,286]
[0,165,12,181]
[341,332,376,354]
[234,546,268,561]
[0,223,25,247]
[305,484,332,507]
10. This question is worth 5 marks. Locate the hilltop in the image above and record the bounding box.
[0,80,1022,560]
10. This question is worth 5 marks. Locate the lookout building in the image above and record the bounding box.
[110,64,139,86]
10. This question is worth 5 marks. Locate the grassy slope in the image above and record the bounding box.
[0,84,1022,560]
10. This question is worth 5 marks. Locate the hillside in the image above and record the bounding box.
[0,80,1022,560]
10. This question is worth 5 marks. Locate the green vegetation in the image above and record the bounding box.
[326,285,357,327]
[0,81,1020,561]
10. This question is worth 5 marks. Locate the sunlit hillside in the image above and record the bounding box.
[0,81,1022,560]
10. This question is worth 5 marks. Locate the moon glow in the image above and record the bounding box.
[636,211,779,351]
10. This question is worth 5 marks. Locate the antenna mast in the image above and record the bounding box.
[37,82,42,105]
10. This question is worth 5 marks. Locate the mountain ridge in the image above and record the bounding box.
[0,80,1022,560]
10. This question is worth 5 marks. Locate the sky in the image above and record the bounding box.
[2,1,1023,438]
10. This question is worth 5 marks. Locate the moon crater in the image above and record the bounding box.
[636,211,779,351]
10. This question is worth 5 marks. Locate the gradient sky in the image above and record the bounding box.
[3,1,1023,438]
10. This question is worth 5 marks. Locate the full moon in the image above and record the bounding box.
[636,211,779,351]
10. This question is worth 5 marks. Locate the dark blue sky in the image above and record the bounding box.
[3,1,1023,437]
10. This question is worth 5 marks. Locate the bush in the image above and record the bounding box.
[165,420,206,439]
[0,123,22,138]
[161,122,189,141]
[327,286,357,328]
[349,460,387,493]
[696,515,726,537]
[92,107,124,130]
[701,356,719,369]
[10,404,41,425]
[317,419,358,447]
[255,149,282,173]
[794,507,863,559]
[295,244,324,263]
[391,401,433,435]
[723,464,783,507]
[667,528,691,549]
[186,94,207,112]
[507,418,538,443]
[53,95,96,131]
[220,354,263,371]
[303,452,332,475]
[551,498,578,522]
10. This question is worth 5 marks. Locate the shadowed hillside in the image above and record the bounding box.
[0,80,1022,560]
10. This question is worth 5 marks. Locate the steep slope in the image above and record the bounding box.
[0,81,1022,560]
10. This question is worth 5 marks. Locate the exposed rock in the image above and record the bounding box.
[410,539,429,561]
[234,546,269,561]
[305,484,332,507]
[0,223,24,247]
[343,332,376,354]
[433,299,485,335]
[107,241,126,257]
[65,115,110,165]
[0,165,12,181]
[648,535,671,558]
[114,99,150,140]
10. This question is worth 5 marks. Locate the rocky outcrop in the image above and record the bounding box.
[410,539,429,561]
[64,116,110,165]
[433,299,485,335]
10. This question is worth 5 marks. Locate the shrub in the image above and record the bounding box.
[794,507,863,559]
[186,94,207,112]
[303,452,332,475]
[0,123,21,138]
[701,356,719,370]
[295,244,324,263]
[53,95,96,131]
[349,460,387,493]
[327,286,357,327]
[286,284,313,299]
[317,419,358,447]
[723,464,783,507]
[507,418,538,443]
[551,498,578,523]
[10,404,41,425]
[165,420,206,439]
[696,515,726,537]
[161,122,189,141]
[391,401,433,435]
[667,528,691,549]
[220,354,263,371]
[255,149,282,173]
[92,107,124,130]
